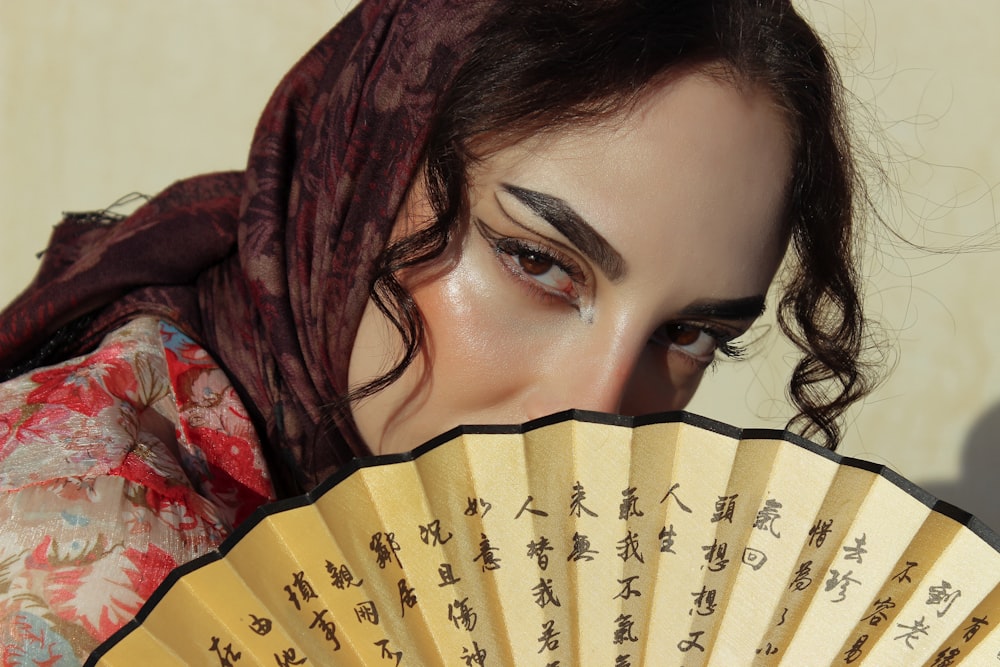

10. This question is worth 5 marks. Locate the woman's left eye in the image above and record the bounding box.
[654,323,742,362]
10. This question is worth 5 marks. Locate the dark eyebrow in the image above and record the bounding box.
[679,296,767,321]
[501,183,626,281]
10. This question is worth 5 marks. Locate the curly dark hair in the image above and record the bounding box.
[350,0,880,449]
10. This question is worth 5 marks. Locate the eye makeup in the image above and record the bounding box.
[471,216,587,308]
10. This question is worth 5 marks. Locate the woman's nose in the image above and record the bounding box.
[521,332,642,421]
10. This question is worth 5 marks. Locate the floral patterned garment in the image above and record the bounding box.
[0,317,275,664]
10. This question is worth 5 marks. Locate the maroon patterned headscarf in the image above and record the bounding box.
[0,0,490,495]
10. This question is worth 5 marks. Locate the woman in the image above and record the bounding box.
[0,0,876,660]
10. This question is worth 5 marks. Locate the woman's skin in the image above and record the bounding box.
[349,71,794,456]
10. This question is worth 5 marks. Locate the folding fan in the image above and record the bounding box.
[87,411,1000,666]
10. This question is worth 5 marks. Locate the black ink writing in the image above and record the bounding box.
[515,495,549,519]
[619,487,644,520]
[660,483,692,513]
[419,519,453,546]
[753,498,782,538]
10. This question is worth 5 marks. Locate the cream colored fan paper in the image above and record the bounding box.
[88,413,1000,665]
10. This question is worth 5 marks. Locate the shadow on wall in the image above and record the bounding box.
[921,402,1000,535]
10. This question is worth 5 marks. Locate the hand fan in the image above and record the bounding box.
[86,410,1000,666]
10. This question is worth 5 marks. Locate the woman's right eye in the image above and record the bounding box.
[473,217,585,306]
[494,238,580,304]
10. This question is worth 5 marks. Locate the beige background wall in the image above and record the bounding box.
[3,3,999,525]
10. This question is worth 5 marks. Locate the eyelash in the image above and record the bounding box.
[697,328,748,359]
[718,338,748,359]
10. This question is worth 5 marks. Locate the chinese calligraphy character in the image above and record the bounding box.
[419,519,453,546]
[527,536,554,570]
[619,487,644,520]
[532,577,562,608]
[926,581,962,618]
[658,525,677,554]
[929,647,961,666]
[753,498,782,537]
[326,561,363,589]
[397,578,418,617]
[309,609,341,648]
[273,648,306,667]
[615,656,631,667]
[893,561,918,584]
[825,568,861,603]
[616,529,644,564]
[690,586,718,616]
[248,614,272,636]
[894,616,931,649]
[464,497,492,517]
[613,575,641,601]
[437,562,462,587]
[741,547,767,571]
[460,641,487,666]
[284,577,309,611]
[208,636,241,667]
[569,481,598,518]
[677,630,706,653]
[711,494,738,523]
[842,635,868,664]
[861,597,896,627]
[515,495,549,519]
[538,619,561,653]
[842,533,867,564]
[370,531,402,569]
[285,571,318,610]
[702,539,729,572]
[473,533,501,571]
[375,639,402,666]
[962,615,988,642]
[659,482,692,513]
[613,613,639,645]
[448,597,478,631]
[789,560,813,591]
[808,518,833,548]
[354,600,380,625]
[567,532,599,562]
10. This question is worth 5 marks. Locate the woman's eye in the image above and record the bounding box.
[657,323,720,358]
[472,218,585,305]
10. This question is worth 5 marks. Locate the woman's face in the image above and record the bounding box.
[349,72,793,456]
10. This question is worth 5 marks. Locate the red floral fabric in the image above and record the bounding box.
[0,317,274,663]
